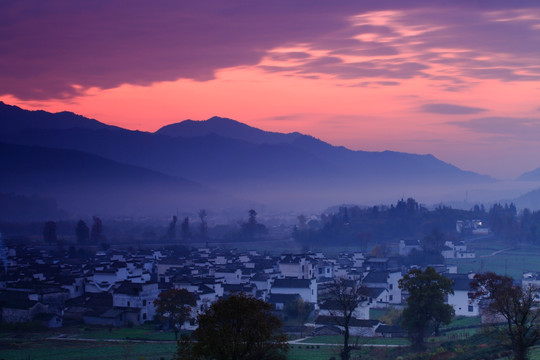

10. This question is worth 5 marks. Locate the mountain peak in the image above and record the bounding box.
[0,101,113,134]
[155,116,302,145]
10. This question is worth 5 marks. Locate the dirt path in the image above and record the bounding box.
[47,335,405,348]
[479,247,514,258]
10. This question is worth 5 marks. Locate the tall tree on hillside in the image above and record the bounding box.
[198,210,208,240]
[90,216,105,243]
[43,221,57,244]
[166,215,178,240]
[241,209,268,238]
[297,214,307,230]
[75,220,90,243]
[327,277,368,360]
[180,216,191,241]
[470,272,540,360]
[399,267,454,350]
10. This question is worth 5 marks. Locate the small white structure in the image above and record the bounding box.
[113,281,159,323]
[446,274,480,317]
[399,239,421,256]
[270,278,317,304]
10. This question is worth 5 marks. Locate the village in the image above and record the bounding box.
[0,233,488,338]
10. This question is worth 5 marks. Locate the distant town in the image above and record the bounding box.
[0,220,484,333]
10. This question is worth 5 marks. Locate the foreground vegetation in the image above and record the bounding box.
[3,321,540,360]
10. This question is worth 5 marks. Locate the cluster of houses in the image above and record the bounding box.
[399,239,476,259]
[0,243,483,337]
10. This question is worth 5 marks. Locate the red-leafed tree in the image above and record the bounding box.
[471,272,540,360]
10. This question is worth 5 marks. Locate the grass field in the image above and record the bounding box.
[73,326,177,341]
[0,339,176,360]
[443,235,540,279]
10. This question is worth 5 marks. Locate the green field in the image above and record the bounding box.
[72,325,178,341]
[0,339,176,360]
[436,235,540,279]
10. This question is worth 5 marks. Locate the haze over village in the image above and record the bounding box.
[3,1,540,360]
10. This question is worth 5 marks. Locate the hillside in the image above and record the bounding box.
[0,103,496,210]
[0,142,227,216]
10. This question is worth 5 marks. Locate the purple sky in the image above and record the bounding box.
[2,1,540,179]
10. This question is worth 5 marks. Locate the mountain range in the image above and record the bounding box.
[1,101,539,217]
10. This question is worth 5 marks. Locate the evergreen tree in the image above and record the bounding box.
[75,220,90,243]
[43,221,57,244]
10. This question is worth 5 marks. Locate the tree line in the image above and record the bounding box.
[293,198,540,247]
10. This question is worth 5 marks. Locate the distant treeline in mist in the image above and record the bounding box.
[292,198,540,247]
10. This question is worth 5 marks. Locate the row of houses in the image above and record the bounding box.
[0,244,481,335]
[399,239,476,259]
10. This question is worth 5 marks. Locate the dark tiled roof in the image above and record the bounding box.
[316,316,380,327]
[0,290,38,309]
[267,293,300,304]
[272,278,311,288]
[447,274,473,291]
[367,287,387,298]
[363,271,389,284]
[114,282,143,295]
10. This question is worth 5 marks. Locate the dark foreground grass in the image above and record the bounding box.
[0,339,176,360]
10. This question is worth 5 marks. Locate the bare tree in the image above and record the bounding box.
[198,209,208,240]
[326,277,368,360]
[471,272,540,360]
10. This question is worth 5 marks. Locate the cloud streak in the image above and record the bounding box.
[2,1,540,100]
[448,117,540,141]
[421,103,487,115]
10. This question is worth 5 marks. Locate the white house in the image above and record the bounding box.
[318,298,370,320]
[214,268,242,284]
[399,239,421,256]
[278,254,315,279]
[446,274,479,317]
[270,278,317,304]
[363,270,402,305]
[113,281,160,323]
[313,316,382,337]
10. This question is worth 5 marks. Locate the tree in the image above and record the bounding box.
[326,277,368,360]
[153,288,196,341]
[198,210,208,240]
[241,209,268,238]
[166,215,178,241]
[180,216,191,241]
[90,216,105,243]
[191,293,288,360]
[284,298,313,325]
[43,221,57,244]
[297,214,307,231]
[470,272,540,360]
[399,267,454,350]
[75,220,89,243]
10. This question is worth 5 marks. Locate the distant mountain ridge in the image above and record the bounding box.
[0,141,226,216]
[0,101,120,133]
[156,116,302,145]
[0,102,497,213]
[518,167,540,181]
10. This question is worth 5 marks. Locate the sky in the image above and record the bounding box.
[2,1,540,180]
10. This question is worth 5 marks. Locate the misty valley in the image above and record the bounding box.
[3,103,540,360]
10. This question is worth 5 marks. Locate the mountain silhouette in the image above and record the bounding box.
[0,102,496,211]
[0,141,227,216]
[156,116,302,145]
[518,167,540,181]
